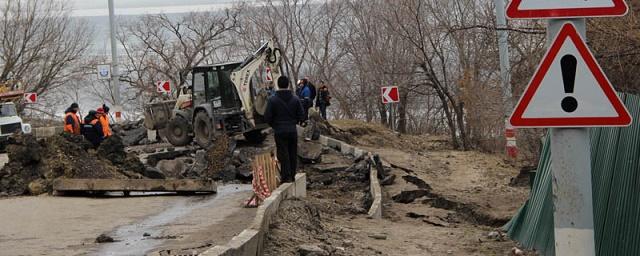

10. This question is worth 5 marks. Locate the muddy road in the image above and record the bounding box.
[0,184,254,256]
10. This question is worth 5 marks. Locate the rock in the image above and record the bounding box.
[511,247,525,256]
[28,179,47,195]
[311,163,349,173]
[139,138,150,145]
[423,216,450,227]
[392,190,430,204]
[488,231,502,241]
[121,127,147,146]
[380,174,396,186]
[143,147,156,154]
[235,168,253,181]
[182,158,194,164]
[146,149,193,167]
[368,234,387,240]
[143,232,151,237]
[156,160,185,178]
[297,244,328,256]
[95,234,115,243]
[402,175,432,190]
[143,167,166,179]
[298,142,323,164]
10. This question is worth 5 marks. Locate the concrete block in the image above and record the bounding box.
[147,129,157,142]
[367,166,383,219]
[228,229,261,256]
[200,245,232,256]
[326,138,342,150]
[353,148,366,159]
[34,127,57,138]
[319,135,329,146]
[294,173,307,198]
[341,143,354,155]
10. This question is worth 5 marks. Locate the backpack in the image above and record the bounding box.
[308,82,317,101]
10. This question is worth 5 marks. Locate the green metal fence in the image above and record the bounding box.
[505,93,640,256]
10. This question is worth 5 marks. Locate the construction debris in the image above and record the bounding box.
[111,119,150,146]
[0,134,148,196]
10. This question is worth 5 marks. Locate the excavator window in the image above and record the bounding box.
[205,71,222,108]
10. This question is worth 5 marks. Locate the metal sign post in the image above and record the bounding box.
[548,19,595,256]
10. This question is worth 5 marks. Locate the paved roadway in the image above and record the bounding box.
[0,154,255,256]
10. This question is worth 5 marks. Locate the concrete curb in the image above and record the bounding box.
[201,130,384,255]
[200,173,307,256]
[32,126,63,138]
[315,134,383,219]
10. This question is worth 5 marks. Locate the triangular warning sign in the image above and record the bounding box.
[510,23,632,128]
[507,0,628,19]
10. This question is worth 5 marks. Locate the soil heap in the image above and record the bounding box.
[0,134,147,196]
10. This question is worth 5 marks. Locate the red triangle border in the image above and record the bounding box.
[507,0,628,19]
[510,23,632,128]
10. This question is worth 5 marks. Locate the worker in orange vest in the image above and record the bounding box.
[97,105,112,138]
[63,103,82,135]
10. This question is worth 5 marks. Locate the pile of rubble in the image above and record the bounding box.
[0,134,148,196]
[137,135,267,183]
[112,119,152,146]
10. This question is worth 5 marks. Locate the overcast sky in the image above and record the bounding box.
[70,0,241,16]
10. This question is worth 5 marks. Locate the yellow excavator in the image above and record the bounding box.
[144,39,283,148]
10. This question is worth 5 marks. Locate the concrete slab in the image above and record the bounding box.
[367,158,383,219]
[341,143,354,155]
[295,173,307,198]
[53,179,216,193]
[326,138,342,150]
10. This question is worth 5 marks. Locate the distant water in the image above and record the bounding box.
[74,1,242,55]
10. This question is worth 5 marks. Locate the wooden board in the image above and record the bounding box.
[53,179,216,193]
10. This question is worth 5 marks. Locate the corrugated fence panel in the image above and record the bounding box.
[507,93,640,256]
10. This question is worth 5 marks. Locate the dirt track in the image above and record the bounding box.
[0,185,253,256]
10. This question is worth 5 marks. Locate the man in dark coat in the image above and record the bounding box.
[264,76,305,183]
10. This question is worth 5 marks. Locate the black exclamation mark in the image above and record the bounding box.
[561,55,578,113]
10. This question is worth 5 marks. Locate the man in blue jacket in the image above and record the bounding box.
[264,76,305,183]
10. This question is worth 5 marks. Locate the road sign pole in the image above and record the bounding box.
[495,0,517,158]
[108,0,122,122]
[548,18,596,256]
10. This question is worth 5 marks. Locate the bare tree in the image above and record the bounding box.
[0,0,91,111]
[117,9,240,100]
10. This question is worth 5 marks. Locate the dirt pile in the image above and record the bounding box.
[330,119,451,152]
[0,134,148,196]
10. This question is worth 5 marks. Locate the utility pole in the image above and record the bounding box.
[494,0,517,159]
[108,0,122,122]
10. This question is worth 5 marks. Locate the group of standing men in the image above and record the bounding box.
[63,103,113,147]
[295,78,331,121]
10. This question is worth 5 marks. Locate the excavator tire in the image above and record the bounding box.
[194,111,214,149]
[165,116,193,147]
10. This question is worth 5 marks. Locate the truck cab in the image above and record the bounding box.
[0,102,31,139]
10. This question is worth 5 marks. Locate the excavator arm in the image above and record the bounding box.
[230,39,283,125]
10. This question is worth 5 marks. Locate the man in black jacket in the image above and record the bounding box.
[264,76,305,183]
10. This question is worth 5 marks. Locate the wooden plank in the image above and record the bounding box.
[52,179,216,193]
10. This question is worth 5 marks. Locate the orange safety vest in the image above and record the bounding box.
[99,115,112,137]
[64,112,81,135]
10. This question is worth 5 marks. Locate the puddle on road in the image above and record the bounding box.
[96,184,252,256]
